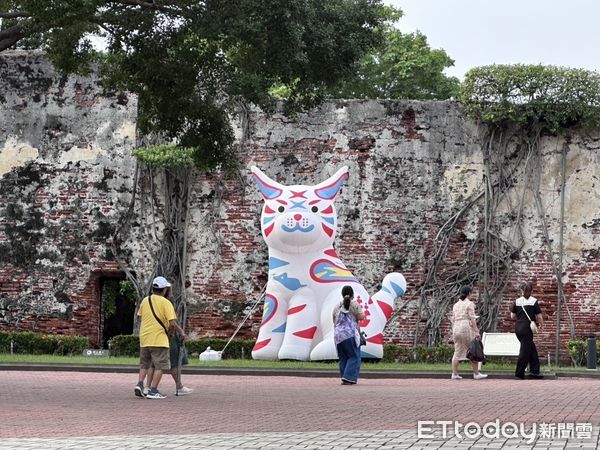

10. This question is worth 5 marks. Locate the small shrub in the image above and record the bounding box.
[415,345,454,363]
[0,331,88,355]
[0,332,11,352]
[567,338,588,367]
[382,344,412,363]
[110,335,139,357]
[220,339,255,359]
[382,344,454,363]
[55,336,88,355]
[11,332,47,354]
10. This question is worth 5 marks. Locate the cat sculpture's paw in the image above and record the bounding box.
[309,337,338,361]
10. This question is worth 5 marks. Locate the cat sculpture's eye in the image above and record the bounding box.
[278,206,285,213]
[311,206,318,213]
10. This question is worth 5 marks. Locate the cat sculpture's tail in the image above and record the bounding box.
[358,272,407,359]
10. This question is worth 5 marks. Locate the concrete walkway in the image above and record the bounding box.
[0,370,599,449]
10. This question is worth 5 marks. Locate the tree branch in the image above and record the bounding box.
[0,11,32,19]
[108,0,181,15]
[0,24,26,52]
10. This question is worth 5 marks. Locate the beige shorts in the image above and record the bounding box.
[139,347,170,371]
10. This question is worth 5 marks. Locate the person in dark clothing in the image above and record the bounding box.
[510,282,544,379]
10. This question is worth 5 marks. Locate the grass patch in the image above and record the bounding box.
[0,353,138,365]
[0,353,589,372]
[193,359,519,372]
[0,353,519,371]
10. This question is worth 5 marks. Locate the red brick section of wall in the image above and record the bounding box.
[0,263,123,346]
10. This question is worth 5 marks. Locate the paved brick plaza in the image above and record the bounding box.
[0,370,599,449]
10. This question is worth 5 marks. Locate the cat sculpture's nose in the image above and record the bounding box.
[294,214,303,221]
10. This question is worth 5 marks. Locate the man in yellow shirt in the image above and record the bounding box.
[134,276,186,399]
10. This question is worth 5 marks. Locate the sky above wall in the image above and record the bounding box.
[388,0,600,79]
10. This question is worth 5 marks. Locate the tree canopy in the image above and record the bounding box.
[325,27,460,100]
[0,0,393,169]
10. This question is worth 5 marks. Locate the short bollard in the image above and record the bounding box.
[587,336,597,370]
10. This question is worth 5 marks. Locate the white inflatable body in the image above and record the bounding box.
[250,166,407,360]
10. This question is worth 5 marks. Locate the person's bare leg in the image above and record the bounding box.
[471,361,479,375]
[150,369,163,389]
[138,368,148,384]
[145,367,154,387]
[452,356,460,375]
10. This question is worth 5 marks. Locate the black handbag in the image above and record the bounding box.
[466,337,485,363]
[359,330,367,346]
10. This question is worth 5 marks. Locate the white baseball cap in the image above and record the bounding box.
[152,276,171,289]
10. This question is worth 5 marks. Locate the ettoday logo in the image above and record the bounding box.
[417,420,594,444]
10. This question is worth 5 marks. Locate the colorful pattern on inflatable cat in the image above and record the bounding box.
[251,165,407,360]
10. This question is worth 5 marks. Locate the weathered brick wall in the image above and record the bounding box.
[1,52,599,358]
[0,51,138,345]
[187,101,600,360]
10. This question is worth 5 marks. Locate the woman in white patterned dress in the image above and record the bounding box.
[451,286,487,380]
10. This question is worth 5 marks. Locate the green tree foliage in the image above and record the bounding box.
[460,64,600,134]
[133,144,195,168]
[326,25,460,100]
[101,279,137,320]
[0,0,392,169]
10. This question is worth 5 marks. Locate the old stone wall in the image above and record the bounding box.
[184,100,600,360]
[0,51,138,345]
[1,52,599,357]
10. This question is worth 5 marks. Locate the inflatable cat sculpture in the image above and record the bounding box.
[250,165,407,361]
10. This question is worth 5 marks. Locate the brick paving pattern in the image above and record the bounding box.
[0,371,599,449]
[0,430,598,450]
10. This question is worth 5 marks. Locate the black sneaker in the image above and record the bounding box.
[134,383,145,398]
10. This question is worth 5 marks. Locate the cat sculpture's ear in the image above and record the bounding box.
[251,166,284,200]
[314,166,349,200]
